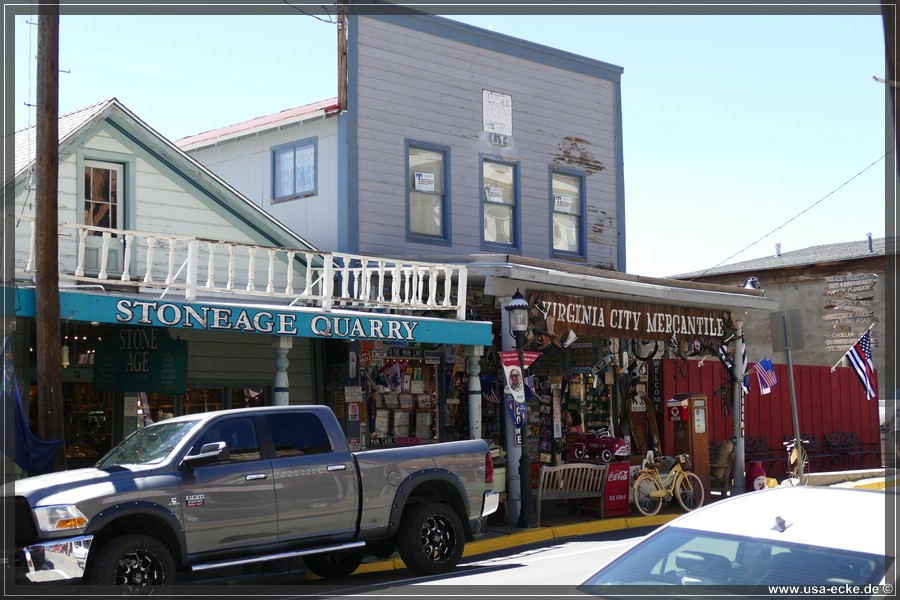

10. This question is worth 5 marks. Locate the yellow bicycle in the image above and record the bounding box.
[633,453,705,516]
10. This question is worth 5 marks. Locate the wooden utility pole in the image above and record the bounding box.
[338,0,348,111]
[35,1,66,470]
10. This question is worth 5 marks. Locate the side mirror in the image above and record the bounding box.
[179,441,229,471]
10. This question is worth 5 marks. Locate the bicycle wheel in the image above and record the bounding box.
[633,474,663,516]
[786,446,809,486]
[675,471,705,512]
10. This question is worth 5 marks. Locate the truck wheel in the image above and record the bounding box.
[83,534,175,585]
[397,502,464,575]
[303,549,364,578]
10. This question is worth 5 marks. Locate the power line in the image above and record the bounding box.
[688,151,891,281]
[281,0,337,24]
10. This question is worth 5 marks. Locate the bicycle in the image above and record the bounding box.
[632,453,705,516]
[783,437,809,486]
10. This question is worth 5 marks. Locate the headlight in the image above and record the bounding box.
[33,505,89,532]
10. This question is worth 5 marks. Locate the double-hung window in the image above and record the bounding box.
[551,170,585,257]
[83,160,122,234]
[482,158,518,248]
[272,138,317,202]
[407,143,449,241]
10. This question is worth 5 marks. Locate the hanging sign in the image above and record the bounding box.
[93,328,186,393]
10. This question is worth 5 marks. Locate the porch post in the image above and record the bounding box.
[273,336,292,405]
[466,345,484,440]
[733,321,746,493]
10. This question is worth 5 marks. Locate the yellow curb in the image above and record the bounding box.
[853,478,898,490]
[465,527,555,556]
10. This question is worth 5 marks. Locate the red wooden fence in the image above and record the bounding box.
[654,358,880,470]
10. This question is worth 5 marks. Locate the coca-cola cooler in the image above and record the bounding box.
[602,462,631,517]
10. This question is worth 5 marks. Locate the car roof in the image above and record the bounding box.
[658,487,888,555]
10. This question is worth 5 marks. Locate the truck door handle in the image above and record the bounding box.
[326,465,347,472]
[245,473,268,481]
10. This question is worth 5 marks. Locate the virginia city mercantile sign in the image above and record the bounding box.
[526,291,730,345]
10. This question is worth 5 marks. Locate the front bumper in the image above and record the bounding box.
[17,535,93,583]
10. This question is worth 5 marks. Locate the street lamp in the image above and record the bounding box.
[505,289,535,528]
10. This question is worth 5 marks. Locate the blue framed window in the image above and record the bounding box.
[551,169,585,258]
[481,157,518,249]
[407,142,450,242]
[272,138,317,202]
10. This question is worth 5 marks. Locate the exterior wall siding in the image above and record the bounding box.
[185,117,340,250]
[350,15,622,268]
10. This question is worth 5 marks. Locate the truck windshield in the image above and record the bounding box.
[95,420,200,467]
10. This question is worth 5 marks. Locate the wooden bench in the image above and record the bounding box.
[825,430,880,470]
[744,436,786,476]
[781,433,839,472]
[535,462,607,525]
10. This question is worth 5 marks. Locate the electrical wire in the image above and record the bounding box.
[280,0,337,24]
[688,150,892,281]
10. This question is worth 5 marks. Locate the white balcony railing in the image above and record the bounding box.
[14,215,469,320]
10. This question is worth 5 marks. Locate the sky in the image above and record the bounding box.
[10,5,890,278]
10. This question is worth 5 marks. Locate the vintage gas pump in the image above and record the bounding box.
[664,393,710,497]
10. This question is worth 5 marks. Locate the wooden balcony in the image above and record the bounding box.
[13,215,469,319]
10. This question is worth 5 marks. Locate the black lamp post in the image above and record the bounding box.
[505,289,535,528]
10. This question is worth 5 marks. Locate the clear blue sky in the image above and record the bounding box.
[12,9,888,278]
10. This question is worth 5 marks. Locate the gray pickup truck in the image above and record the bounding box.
[11,404,499,585]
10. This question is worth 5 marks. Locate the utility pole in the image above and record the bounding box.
[35,1,65,470]
[337,0,348,111]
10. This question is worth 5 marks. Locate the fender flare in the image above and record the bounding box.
[86,501,187,564]
[384,468,473,539]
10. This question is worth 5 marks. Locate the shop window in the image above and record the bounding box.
[364,355,441,445]
[482,158,519,248]
[407,142,450,242]
[551,169,585,257]
[183,387,223,415]
[272,137,317,202]
[231,387,266,408]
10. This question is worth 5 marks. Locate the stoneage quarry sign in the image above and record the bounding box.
[526,291,730,344]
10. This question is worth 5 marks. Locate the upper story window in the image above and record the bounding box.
[482,158,518,248]
[272,138,317,202]
[83,160,123,234]
[407,143,449,242]
[551,170,585,257]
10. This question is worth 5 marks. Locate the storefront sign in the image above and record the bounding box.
[93,327,187,393]
[15,290,492,346]
[527,291,729,344]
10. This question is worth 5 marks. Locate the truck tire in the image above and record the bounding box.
[83,534,175,585]
[303,549,364,578]
[397,502,464,575]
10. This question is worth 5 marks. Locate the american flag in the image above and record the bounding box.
[846,330,876,399]
[755,358,778,395]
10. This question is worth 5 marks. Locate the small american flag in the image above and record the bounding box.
[756,358,778,395]
[846,330,876,399]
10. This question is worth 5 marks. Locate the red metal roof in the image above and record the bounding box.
[174,97,340,148]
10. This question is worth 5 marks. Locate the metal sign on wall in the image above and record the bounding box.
[93,328,187,393]
[526,291,730,344]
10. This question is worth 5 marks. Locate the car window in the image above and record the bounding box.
[190,417,261,461]
[582,527,888,587]
[265,413,332,457]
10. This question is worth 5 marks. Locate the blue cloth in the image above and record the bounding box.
[3,336,61,475]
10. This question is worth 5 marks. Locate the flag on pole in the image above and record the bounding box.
[846,330,876,399]
[755,358,778,395]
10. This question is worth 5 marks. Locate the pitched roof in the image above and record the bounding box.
[174,97,340,150]
[674,236,886,279]
[13,98,113,177]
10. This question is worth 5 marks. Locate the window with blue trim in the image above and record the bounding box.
[552,171,584,255]
[482,159,517,247]
[408,145,447,239]
[272,138,317,201]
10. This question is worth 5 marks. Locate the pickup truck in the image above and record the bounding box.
[11,404,499,585]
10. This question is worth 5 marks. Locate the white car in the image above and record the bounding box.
[581,486,892,588]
